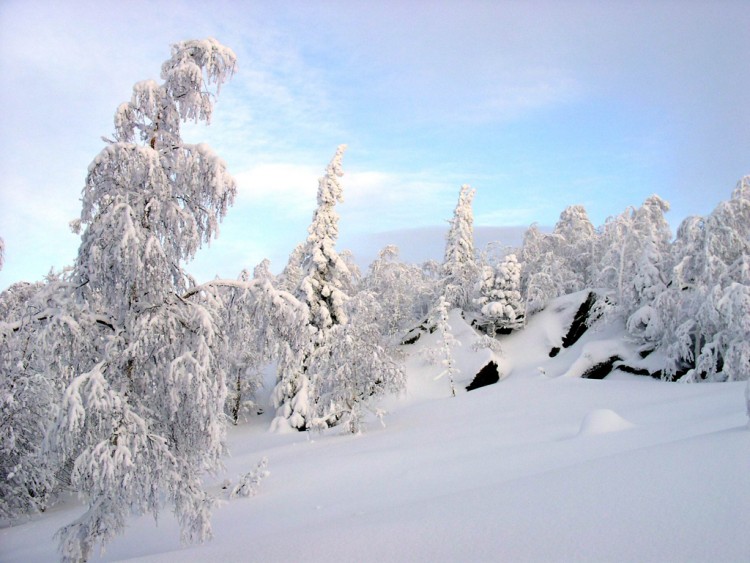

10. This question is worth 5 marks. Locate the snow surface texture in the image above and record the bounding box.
[1,294,748,562]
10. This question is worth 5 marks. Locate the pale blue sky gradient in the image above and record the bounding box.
[1,0,748,288]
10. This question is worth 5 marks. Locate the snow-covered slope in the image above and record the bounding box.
[2,295,748,562]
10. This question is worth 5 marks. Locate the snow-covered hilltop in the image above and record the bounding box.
[1,38,748,563]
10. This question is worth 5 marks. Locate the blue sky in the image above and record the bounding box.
[1,0,748,288]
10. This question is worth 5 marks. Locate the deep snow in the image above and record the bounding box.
[2,292,748,562]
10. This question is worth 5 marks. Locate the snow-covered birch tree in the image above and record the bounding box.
[45,38,238,562]
[308,291,405,432]
[0,272,106,519]
[365,245,435,340]
[552,205,597,293]
[215,262,278,425]
[520,224,566,315]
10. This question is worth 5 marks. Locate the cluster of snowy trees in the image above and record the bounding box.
[353,174,749,388]
[266,144,404,433]
[1,35,749,563]
[0,40,403,561]
[516,183,750,382]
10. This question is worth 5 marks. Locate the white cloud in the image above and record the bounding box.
[233,163,320,215]
[229,159,462,230]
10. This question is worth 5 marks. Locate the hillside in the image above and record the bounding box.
[2,292,748,562]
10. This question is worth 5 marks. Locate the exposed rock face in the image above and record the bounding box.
[581,356,622,379]
[466,361,500,391]
[562,291,597,349]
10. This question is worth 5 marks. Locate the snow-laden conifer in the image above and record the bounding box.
[297,145,350,330]
[271,145,351,431]
[443,185,478,310]
[475,254,525,335]
[45,38,237,561]
[279,243,305,293]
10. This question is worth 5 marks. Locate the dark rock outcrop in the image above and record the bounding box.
[614,364,653,377]
[400,319,437,346]
[562,292,597,349]
[466,361,500,391]
[581,355,621,380]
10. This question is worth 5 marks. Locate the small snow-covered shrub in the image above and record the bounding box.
[230,457,270,499]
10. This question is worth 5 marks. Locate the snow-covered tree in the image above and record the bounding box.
[271,145,351,431]
[660,177,750,381]
[216,263,278,425]
[364,245,436,340]
[622,196,672,343]
[229,457,269,499]
[232,278,311,434]
[518,206,594,312]
[595,207,634,298]
[0,274,102,519]
[715,276,750,381]
[552,205,596,292]
[308,291,405,433]
[339,249,362,293]
[252,258,275,284]
[297,144,350,331]
[520,224,566,314]
[595,199,669,318]
[475,254,524,335]
[278,243,305,293]
[45,38,237,561]
[426,295,460,397]
[443,185,478,310]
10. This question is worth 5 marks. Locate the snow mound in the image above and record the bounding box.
[577,408,635,436]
